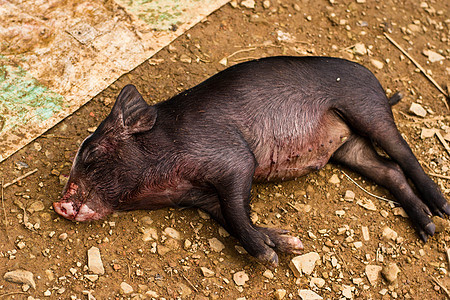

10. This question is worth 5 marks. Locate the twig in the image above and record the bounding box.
[436,131,450,156]
[341,171,397,203]
[429,173,450,180]
[234,56,260,62]
[446,247,450,268]
[384,33,449,109]
[0,291,28,298]
[287,202,300,212]
[430,275,450,299]
[180,272,199,293]
[3,169,38,189]
[1,179,9,241]
[41,134,71,139]
[226,47,257,59]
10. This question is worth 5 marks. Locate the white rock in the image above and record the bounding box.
[379,288,388,295]
[370,59,384,70]
[84,274,98,282]
[120,281,133,294]
[208,238,225,252]
[140,216,153,225]
[4,270,36,289]
[263,269,274,279]
[329,174,340,184]
[423,50,445,63]
[164,227,181,240]
[299,289,323,300]
[233,271,249,286]
[342,285,353,298]
[44,290,51,296]
[353,43,367,56]
[142,227,158,242]
[408,24,422,33]
[179,54,192,63]
[263,0,271,9]
[365,265,382,286]
[184,239,192,250]
[344,190,355,202]
[361,226,370,241]
[290,252,321,277]
[382,227,398,241]
[421,128,436,139]
[335,210,346,217]
[357,198,377,211]
[87,247,104,275]
[201,267,215,277]
[240,0,255,9]
[310,277,325,288]
[275,289,286,299]
[409,103,427,117]
[392,207,408,218]
[381,263,400,283]
[145,290,159,298]
[353,241,363,248]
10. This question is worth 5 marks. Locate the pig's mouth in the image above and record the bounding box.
[53,182,104,222]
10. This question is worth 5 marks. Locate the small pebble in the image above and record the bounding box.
[409,103,427,117]
[381,263,400,283]
[87,247,104,275]
[120,281,133,294]
[233,271,249,286]
[208,238,225,252]
[3,270,36,289]
[263,269,274,279]
[329,174,340,184]
[58,233,68,241]
[201,267,215,277]
[344,190,355,202]
[290,252,321,277]
[275,289,287,299]
[382,227,398,241]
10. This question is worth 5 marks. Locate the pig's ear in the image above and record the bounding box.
[113,84,157,134]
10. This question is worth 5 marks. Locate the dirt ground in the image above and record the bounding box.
[1,0,450,299]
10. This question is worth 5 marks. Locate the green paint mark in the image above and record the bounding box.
[0,56,65,134]
[119,0,186,30]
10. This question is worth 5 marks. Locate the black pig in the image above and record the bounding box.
[54,56,449,266]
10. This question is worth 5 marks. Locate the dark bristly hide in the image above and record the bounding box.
[53,56,449,266]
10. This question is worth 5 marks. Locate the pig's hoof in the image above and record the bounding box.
[418,222,436,242]
[442,203,450,215]
[256,227,304,254]
[256,248,279,267]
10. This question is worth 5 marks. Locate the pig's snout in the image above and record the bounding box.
[54,182,104,222]
[53,201,103,222]
[53,202,76,219]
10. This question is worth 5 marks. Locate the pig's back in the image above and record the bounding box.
[157,56,382,181]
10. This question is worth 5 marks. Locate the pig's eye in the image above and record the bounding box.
[83,148,100,165]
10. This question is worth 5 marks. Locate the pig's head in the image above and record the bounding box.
[53,85,157,221]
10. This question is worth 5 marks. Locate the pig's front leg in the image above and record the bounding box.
[207,152,302,266]
[195,192,303,265]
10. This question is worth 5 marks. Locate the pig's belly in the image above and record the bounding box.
[252,113,351,182]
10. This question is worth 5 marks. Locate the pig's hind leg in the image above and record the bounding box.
[332,134,442,241]
[333,91,449,240]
